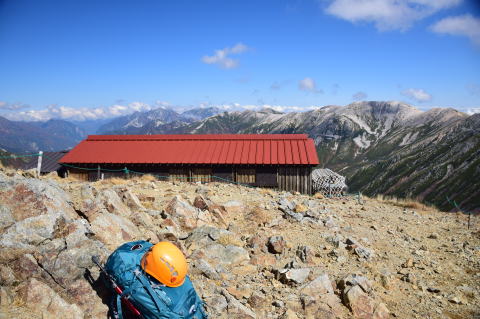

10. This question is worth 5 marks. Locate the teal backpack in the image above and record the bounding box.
[104,240,207,319]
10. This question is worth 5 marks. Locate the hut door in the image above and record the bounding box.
[192,168,212,183]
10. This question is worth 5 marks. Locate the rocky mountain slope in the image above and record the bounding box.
[111,101,477,212]
[97,107,224,134]
[0,170,478,319]
[0,116,86,153]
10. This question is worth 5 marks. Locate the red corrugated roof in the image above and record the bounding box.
[60,134,319,165]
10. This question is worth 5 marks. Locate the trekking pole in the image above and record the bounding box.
[92,256,143,318]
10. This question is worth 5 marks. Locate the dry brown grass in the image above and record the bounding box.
[40,172,65,183]
[93,177,129,186]
[217,234,244,247]
[244,206,273,226]
[258,188,276,196]
[375,194,436,212]
[141,201,155,209]
[139,174,157,182]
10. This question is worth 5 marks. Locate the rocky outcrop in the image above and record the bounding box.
[0,172,478,318]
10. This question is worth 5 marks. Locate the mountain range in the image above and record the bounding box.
[0,116,86,154]
[1,102,478,211]
[97,101,478,211]
[97,106,223,134]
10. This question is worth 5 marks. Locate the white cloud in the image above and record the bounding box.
[299,77,323,93]
[202,43,250,69]
[324,0,461,31]
[465,108,480,115]
[0,101,30,111]
[3,101,170,121]
[352,91,368,101]
[401,88,432,102]
[431,14,480,46]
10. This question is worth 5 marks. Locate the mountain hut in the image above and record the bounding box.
[59,134,319,194]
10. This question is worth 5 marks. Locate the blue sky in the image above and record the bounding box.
[0,0,479,121]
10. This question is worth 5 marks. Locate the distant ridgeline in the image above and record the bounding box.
[2,101,478,212]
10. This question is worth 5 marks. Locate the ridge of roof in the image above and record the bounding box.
[86,134,310,141]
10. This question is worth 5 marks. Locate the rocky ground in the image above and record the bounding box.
[0,169,478,319]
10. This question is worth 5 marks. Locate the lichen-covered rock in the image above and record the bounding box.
[0,174,77,222]
[100,189,131,217]
[17,278,84,319]
[165,195,198,230]
[89,212,140,250]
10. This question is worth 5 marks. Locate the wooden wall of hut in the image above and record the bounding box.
[277,166,312,194]
[65,164,313,195]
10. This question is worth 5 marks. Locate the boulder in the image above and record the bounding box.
[338,274,373,294]
[301,274,334,295]
[354,247,375,260]
[65,279,109,318]
[0,287,12,307]
[250,254,277,267]
[268,236,286,254]
[205,295,228,315]
[299,274,345,317]
[248,291,267,308]
[223,200,245,216]
[118,188,145,211]
[165,195,198,230]
[89,212,140,250]
[278,268,311,285]
[343,285,376,319]
[296,245,314,264]
[100,189,131,217]
[0,265,16,286]
[199,243,250,267]
[193,195,211,211]
[0,204,14,230]
[0,175,77,222]
[192,259,220,280]
[17,278,84,319]
[222,289,256,318]
[1,213,65,249]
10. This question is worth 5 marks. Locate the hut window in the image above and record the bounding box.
[169,168,188,182]
[236,168,256,184]
[192,168,212,183]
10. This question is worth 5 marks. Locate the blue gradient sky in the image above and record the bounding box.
[0,0,479,120]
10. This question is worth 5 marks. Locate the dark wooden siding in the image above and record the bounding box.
[256,166,278,187]
[213,167,233,183]
[277,166,312,194]
[66,164,313,194]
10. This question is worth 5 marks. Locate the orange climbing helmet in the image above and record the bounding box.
[141,241,188,287]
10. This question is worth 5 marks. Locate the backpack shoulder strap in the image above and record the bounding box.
[134,269,172,313]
